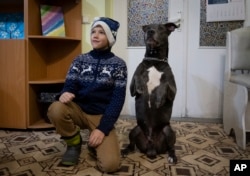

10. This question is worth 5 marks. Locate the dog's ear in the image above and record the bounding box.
[164,23,179,35]
[142,25,149,32]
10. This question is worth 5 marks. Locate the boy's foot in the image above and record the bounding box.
[61,140,82,166]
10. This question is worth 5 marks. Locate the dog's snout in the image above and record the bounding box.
[147,30,155,36]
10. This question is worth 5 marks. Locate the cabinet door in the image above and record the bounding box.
[0,40,26,128]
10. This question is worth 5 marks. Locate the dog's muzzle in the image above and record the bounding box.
[145,30,160,48]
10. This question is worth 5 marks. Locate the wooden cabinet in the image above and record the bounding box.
[0,0,82,129]
[0,41,26,128]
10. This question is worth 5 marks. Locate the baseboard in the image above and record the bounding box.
[171,117,222,124]
[119,115,223,124]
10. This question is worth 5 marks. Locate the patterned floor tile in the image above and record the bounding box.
[0,118,250,175]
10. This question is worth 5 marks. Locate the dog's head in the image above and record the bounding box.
[142,23,179,59]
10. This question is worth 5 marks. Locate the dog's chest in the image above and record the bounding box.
[146,66,163,96]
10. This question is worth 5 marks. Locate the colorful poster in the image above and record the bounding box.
[40,5,66,37]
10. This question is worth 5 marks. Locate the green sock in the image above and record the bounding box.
[65,133,81,146]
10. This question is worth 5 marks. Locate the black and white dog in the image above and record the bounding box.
[122,22,178,163]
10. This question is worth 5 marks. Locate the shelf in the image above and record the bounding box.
[28,35,81,41]
[0,39,25,41]
[0,0,23,5]
[0,0,23,12]
[28,119,54,129]
[29,79,65,84]
[0,0,81,129]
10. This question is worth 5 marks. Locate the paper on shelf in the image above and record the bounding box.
[40,5,66,37]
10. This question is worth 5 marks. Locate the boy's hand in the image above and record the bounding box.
[59,92,75,103]
[88,129,105,147]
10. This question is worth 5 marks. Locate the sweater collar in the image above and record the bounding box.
[90,48,114,59]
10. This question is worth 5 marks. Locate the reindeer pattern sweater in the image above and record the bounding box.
[61,49,127,135]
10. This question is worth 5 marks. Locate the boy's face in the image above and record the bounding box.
[91,26,109,50]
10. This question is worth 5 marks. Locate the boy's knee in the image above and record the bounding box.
[47,101,66,121]
[97,158,121,173]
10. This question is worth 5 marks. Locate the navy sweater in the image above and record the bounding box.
[61,49,127,135]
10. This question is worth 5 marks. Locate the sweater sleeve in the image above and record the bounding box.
[96,59,127,135]
[61,57,81,95]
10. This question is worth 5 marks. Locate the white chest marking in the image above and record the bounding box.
[146,66,163,107]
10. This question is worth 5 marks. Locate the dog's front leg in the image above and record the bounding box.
[163,125,177,164]
[121,125,143,157]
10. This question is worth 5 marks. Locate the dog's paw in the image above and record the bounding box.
[121,148,130,158]
[168,155,177,164]
[121,144,136,158]
[146,149,157,159]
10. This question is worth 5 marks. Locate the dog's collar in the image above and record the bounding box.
[143,57,168,62]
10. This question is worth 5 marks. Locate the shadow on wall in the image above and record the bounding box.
[188,75,223,118]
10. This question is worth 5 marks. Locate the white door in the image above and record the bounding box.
[167,0,187,117]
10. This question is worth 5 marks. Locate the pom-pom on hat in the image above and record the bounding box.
[91,17,120,47]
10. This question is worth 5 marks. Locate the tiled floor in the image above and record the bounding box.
[0,117,250,176]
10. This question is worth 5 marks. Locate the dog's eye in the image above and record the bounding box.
[158,26,165,31]
[143,25,151,32]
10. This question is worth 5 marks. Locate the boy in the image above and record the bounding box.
[47,17,127,173]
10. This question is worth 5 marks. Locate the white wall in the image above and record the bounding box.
[245,0,250,26]
[113,0,250,119]
[185,0,250,118]
[185,0,225,118]
[81,0,112,53]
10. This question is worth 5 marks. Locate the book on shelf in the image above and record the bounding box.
[40,5,66,37]
[0,12,24,39]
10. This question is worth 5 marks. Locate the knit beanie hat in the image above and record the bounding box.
[91,17,120,47]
